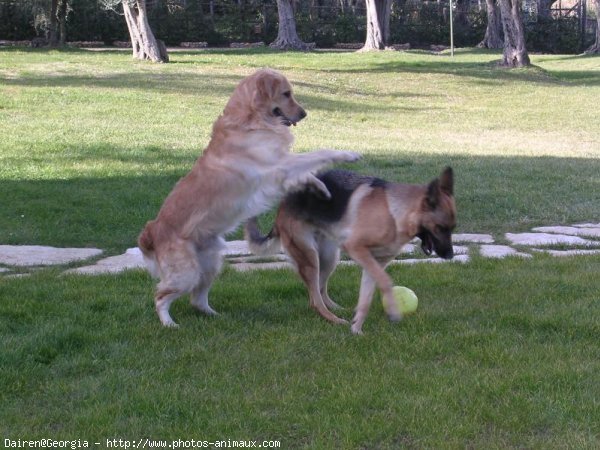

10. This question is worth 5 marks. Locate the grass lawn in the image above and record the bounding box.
[1,47,599,448]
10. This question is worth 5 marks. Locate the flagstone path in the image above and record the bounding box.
[1,223,599,277]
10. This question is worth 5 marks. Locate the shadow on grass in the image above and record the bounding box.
[1,149,599,253]
[0,71,244,97]
[0,72,440,114]
[3,47,598,92]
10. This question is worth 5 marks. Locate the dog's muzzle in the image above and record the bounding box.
[273,107,306,127]
[417,228,454,260]
[417,229,434,256]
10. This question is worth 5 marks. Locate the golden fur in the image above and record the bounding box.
[139,69,359,327]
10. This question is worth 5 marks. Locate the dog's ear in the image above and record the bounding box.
[439,166,453,196]
[425,178,440,209]
[255,72,281,103]
[426,167,453,209]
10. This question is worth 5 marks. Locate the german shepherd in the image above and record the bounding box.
[245,167,456,334]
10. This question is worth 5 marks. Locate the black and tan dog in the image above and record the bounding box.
[245,167,456,334]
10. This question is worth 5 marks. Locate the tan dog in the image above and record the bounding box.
[245,167,456,334]
[139,69,360,327]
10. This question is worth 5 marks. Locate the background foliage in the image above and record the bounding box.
[0,0,595,52]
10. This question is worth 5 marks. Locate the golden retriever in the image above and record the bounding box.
[138,68,360,327]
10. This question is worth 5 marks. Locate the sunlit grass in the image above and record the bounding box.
[1,48,599,249]
[1,47,599,448]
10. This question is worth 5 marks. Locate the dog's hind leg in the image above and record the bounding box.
[317,236,343,311]
[190,241,224,316]
[154,241,206,327]
[285,232,347,325]
[190,283,219,316]
[156,287,186,328]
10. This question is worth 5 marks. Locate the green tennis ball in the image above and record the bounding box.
[392,286,418,315]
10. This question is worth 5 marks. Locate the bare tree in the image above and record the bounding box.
[498,0,530,67]
[270,0,314,50]
[102,0,168,63]
[586,0,600,53]
[478,0,503,48]
[361,0,392,50]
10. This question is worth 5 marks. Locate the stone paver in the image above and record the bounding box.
[480,245,531,259]
[224,240,252,256]
[231,261,292,272]
[66,247,145,275]
[0,245,102,267]
[573,223,600,228]
[393,254,470,265]
[1,222,599,276]
[532,248,600,257]
[228,254,289,264]
[453,233,494,244]
[505,233,600,247]
[452,245,469,255]
[532,226,600,238]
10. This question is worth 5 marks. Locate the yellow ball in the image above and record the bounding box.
[392,286,418,315]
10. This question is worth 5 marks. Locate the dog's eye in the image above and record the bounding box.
[283,91,291,98]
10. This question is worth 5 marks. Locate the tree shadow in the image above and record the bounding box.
[1,148,598,254]
[0,71,243,96]
[303,49,600,87]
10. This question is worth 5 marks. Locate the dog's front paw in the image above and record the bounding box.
[336,151,362,163]
[351,323,364,335]
[387,311,403,323]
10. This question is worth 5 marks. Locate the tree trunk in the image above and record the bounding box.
[121,0,169,63]
[498,0,531,67]
[478,0,503,48]
[58,0,68,46]
[270,0,313,50]
[209,0,215,25]
[585,0,600,53]
[362,0,392,51]
[47,0,59,47]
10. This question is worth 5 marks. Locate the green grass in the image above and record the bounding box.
[1,47,600,447]
[1,257,599,448]
[1,48,599,251]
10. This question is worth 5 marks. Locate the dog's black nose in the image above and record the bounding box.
[441,248,454,260]
[299,109,307,120]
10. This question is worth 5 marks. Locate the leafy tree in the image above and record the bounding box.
[12,0,72,45]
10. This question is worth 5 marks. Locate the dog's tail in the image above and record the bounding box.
[244,217,281,256]
[138,220,160,278]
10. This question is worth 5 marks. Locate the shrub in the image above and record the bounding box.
[526,17,581,54]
